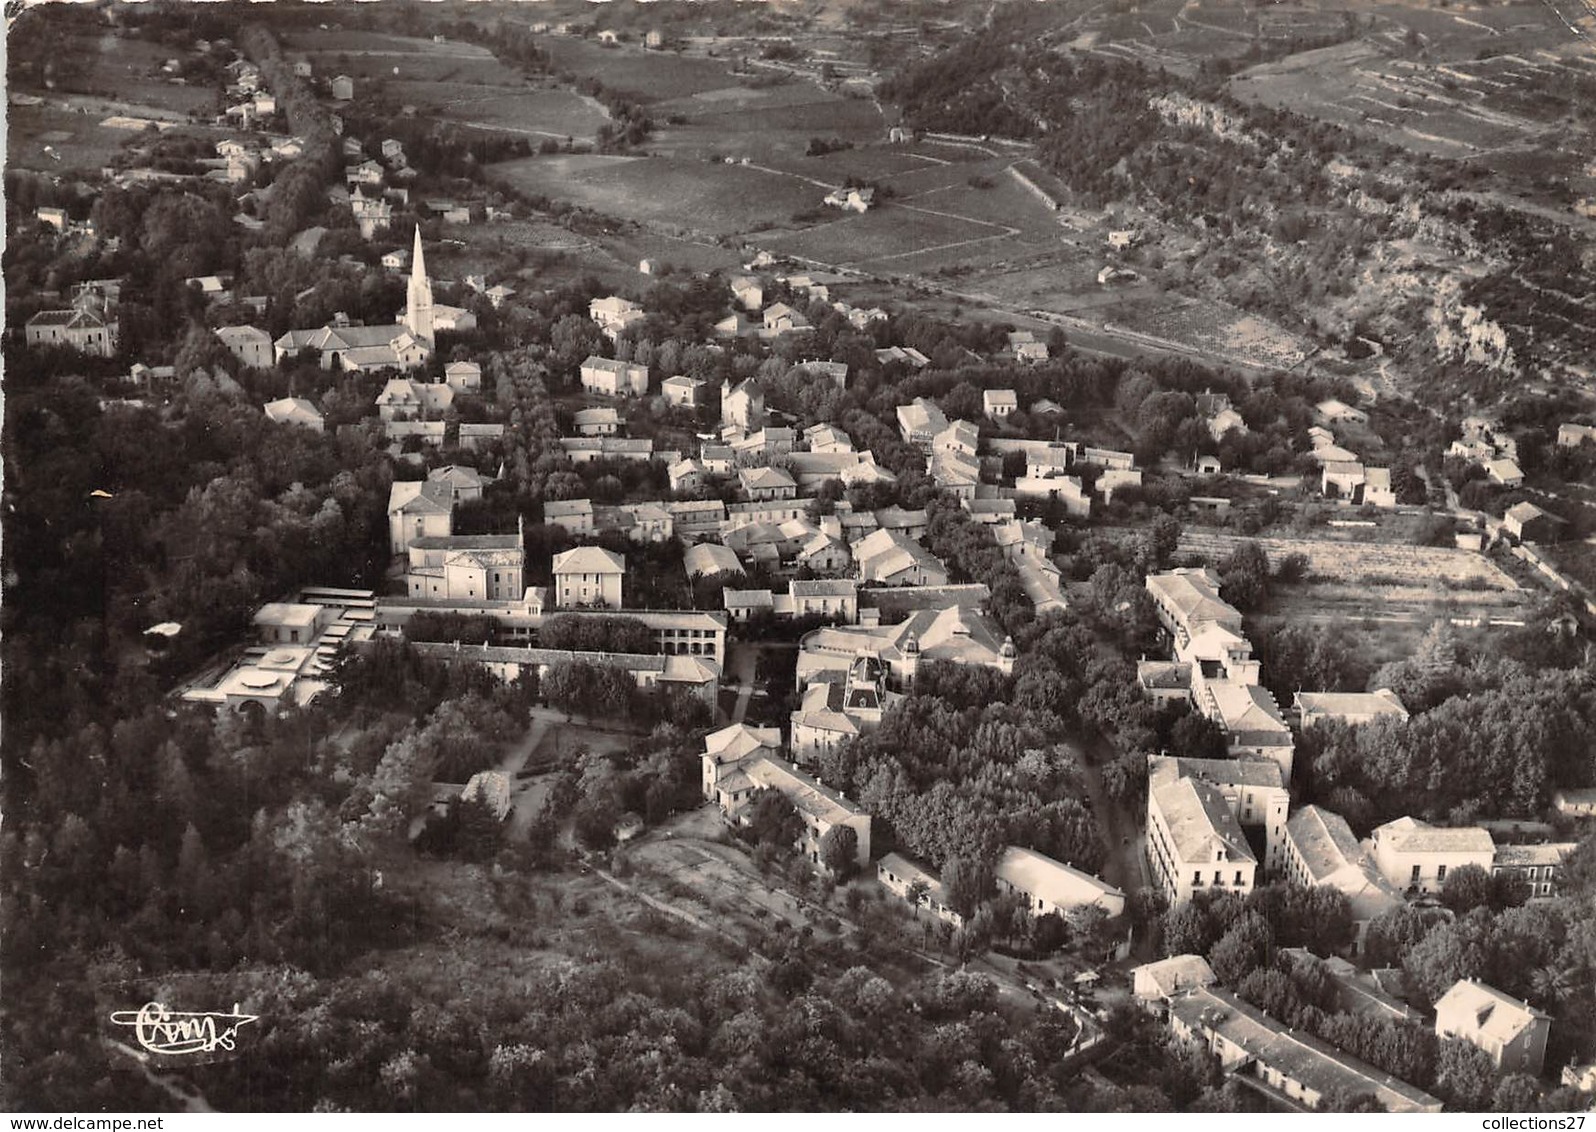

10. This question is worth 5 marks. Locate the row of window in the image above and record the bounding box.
[1192,869,1246,887]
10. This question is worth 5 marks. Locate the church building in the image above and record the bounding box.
[274,227,462,372]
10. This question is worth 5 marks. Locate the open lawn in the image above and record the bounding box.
[1178,528,1536,626]
[489,154,820,235]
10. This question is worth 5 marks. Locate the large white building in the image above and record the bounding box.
[551,546,626,609]
[1368,816,1494,895]
[406,531,524,602]
[701,724,870,871]
[1281,805,1404,955]
[1149,756,1287,874]
[1146,775,1258,907]
[1170,986,1442,1112]
[1435,979,1551,1077]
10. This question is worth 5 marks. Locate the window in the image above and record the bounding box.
[1235,870,1243,885]
[1213,870,1223,885]
[1541,883,1552,896]
[1192,871,1202,886]
[1436,864,1448,883]
[1411,865,1422,883]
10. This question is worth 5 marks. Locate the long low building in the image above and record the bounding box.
[410,641,720,705]
[877,852,964,928]
[375,593,728,665]
[1169,986,1443,1113]
[995,845,1125,919]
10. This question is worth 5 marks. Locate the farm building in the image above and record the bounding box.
[1504,501,1564,543]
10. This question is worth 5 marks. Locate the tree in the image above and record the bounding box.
[820,826,859,878]
[1440,863,1497,915]
[1217,541,1270,611]
[1208,911,1275,984]
[744,789,803,853]
[1434,1038,1499,1111]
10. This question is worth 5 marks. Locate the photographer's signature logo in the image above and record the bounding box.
[109,1002,258,1056]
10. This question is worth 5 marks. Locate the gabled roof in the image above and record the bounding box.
[1149,755,1285,792]
[263,396,322,425]
[1286,805,1366,882]
[790,579,856,598]
[684,543,744,578]
[1152,776,1255,866]
[1205,681,1291,739]
[1172,986,1442,1112]
[1436,979,1548,1045]
[739,466,796,491]
[1146,568,1242,631]
[388,479,452,516]
[552,546,625,575]
[996,846,1123,911]
[1133,954,1216,999]
[703,722,782,761]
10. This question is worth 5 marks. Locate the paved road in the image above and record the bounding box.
[724,642,760,724]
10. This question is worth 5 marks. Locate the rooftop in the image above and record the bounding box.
[1172,986,1442,1112]
[1436,979,1548,1046]
[1152,776,1255,866]
[1296,689,1408,721]
[1132,954,1216,999]
[1146,568,1243,631]
[551,546,625,575]
[996,845,1123,911]
[1149,755,1285,791]
[1373,816,1494,856]
[1286,805,1366,882]
[744,755,866,826]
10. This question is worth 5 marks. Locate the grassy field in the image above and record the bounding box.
[756,202,1013,269]
[399,85,611,139]
[7,104,136,175]
[489,154,820,235]
[542,37,749,101]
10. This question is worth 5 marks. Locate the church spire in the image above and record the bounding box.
[405,224,434,346]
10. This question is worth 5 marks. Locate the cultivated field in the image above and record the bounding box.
[1177,528,1536,628]
[282,30,522,83]
[542,37,754,100]
[489,153,821,235]
[391,83,611,139]
[1179,529,1522,591]
[1227,10,1593,163]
